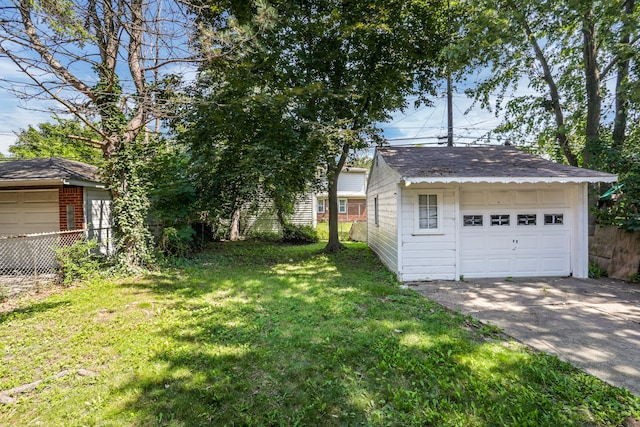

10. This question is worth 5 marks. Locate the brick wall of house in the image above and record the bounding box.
[59,186,84,231]
[317,198,367,223]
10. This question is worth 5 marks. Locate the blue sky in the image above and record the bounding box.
[0,53,506,155]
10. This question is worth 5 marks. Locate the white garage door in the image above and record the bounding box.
[460,189,571,278]
[0,190,60,237]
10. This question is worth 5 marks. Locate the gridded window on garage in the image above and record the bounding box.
[544,214,564,225]
[490,214,510,226]
[463,215,483,226]
[418,194,438,229]
[517,214,537,226]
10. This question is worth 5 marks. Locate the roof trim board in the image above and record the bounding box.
[403,176,618,185]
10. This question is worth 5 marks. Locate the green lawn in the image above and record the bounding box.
[1,242,638,426]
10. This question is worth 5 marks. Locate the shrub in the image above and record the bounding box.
[55,238,102,284]
[282,223,319,244]
[588,262,608,279]
[158,225,196,257]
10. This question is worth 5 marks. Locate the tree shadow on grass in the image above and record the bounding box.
[110,243,638,426]
[0,300,70,324]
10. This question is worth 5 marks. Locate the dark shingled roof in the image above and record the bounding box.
[378,146,616,180]
[0,158,101,183]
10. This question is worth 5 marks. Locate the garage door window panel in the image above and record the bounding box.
[517,214,537,226]
[463,215,483,226]
[490,214,510,226]
[545,214,564,225]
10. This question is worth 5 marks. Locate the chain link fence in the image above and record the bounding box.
[0,230,86,298]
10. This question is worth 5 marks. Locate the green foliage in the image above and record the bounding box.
[55,238,101,284]
[186,0,448,250]
[451,0,639,168]
[589,262,608,279]
[9,118,103,165]
[591,139,640,232]
[281,223,319,244]
[157,225,196,257]
[144,139,200,255]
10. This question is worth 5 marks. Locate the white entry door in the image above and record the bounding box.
[460,208,571,278]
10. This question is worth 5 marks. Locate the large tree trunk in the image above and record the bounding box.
[324,144,350,252]
[612,0,634,150]
[229,208,241,241]
[582,6,602,168]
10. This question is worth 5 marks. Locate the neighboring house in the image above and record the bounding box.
[317,167,368,223]
[367,146,617,281]
[0,158,112,249]
[244,193,316,234]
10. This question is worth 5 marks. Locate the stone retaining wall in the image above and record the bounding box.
[589,225,640,280]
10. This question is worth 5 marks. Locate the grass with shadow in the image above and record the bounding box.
[0,241,638,426]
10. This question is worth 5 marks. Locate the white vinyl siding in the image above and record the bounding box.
[367,154,401,275]
[400,186,457,281]
[85,188,113,255]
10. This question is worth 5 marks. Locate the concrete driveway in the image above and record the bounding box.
[407,277,640,396]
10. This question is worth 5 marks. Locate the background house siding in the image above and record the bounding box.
[338,170,367,194]
[367,155,401,276]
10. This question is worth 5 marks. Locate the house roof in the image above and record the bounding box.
[377,146,617,184]
[0,157,105,188]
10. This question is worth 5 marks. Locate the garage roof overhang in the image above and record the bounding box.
[0,178,107,189]
[401,175,619,186]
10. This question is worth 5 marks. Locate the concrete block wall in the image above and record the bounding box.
[590,225,640,281]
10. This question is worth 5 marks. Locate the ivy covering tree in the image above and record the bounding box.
[188,0,448,250]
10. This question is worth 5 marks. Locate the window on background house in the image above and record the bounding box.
[317,199,325,214]
[66,205,75,230]
[338,199,347,214]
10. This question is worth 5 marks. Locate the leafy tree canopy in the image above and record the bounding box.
[9,118,103,165]
[185,0,448,249]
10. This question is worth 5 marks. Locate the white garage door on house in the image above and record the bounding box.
[0,190,60,237]
[459,188,571,278]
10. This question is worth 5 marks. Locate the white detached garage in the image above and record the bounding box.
[367,146,617,281]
